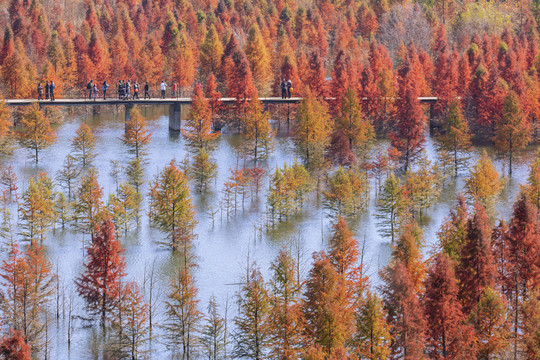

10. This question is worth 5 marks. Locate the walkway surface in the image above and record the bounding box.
[4,97,439,106]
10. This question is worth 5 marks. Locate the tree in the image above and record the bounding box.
[19,173,55,244]
[190,148,217,193]
[233,264,270,360]
[122,107,152,160]
[148,161,197,252]
[242,98,273,162]
[380,260,426,359]
[0,99,12,154]
[302,252,352,355]
[72,170,105,237]
[437,196,469,263]
[392,220,426,292]
[403,156,442,215]
[201,296,227,360]
[456,204,496,314]
[464,152,503,209]
[437,99,472,176]
[268,249,303,360]
[293,89,331,169]
[469,287,509,360]
[0,329,31,360]
[71,123,96,168]
[56,155,81,198]
[75,219,126,325]
[391,85,425,172]
[0,242,55,352]
[172,30,197,91]
[424,253,477,360]
[182,84,219,153]
[335,88,374,157]
[108,182,140,237]
[352,291,392,360]
[245,24,271,93]
[17,104,56,164]
[376,173,408,243]
[521,290,540,359]
[112,282,149,360]
[199,25,223,80]
[164,267,202,359]
[323,167,369,218]
[494,91,531,176]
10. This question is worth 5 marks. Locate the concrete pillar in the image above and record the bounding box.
[169,103,182,131]
[125,102,134,123]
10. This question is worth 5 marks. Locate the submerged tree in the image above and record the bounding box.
[464,152,502,209]
[75,219,127,325]
[242,97,273,162]
[437,99,471,176]
[122,107,152,160]
[72,170,105,238]
[19,173,55,244]
[148,161,197,251]
[376,173,409,242]
[71,122,96,168]
[323,166,369,218]
[17,104,56,164]
[201,296,227,360]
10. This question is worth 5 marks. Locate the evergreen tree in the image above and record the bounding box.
[376,173,408,243]
[190,148,217,193]
[108,181,140,237]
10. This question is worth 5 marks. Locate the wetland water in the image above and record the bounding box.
[1,104,536,358]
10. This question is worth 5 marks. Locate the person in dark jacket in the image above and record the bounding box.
[37,83,43,101]
[102,81,109,100]
[50,81,55,101]
[144,82,150,99]
[45,81,50,100]
[281,79,287,99]
[87,80,93,99]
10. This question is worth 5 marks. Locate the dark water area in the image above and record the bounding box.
[0,105,535,359]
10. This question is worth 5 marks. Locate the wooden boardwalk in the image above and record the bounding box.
[3,96,438,107]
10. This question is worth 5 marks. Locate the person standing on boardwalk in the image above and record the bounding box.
[172,81,178,98]
[102,81,109,100]
[126,80,131,100]
[144,82,150,99]
[133,82,139,99]
[281,79,287,99]
[50,81,55,101]
[45,81,50,100]
[92,83,98,100]
[287,79,293,99]
[37,83,43,100]
[160,81,167,99]
[87,80,93,99]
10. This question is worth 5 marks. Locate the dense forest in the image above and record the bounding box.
[0,0,538,359]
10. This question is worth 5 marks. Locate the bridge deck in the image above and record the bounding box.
[4,97,438,107]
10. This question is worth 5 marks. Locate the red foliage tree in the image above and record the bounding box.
[0,329,31,360]
[424,253,477,360]
[75,219,127,325]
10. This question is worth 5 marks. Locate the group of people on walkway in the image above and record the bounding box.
[37,79,295,101]
[37,81,56,101]
[281,79,293,99]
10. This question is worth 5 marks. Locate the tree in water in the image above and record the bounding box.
[464,152,503,210]
[437,99,472,176]
[494,90,530,176]
[107,181,140,238]
[122,107,152,161]
[424,253,477,359]
[70,122,96,168]
[233,263,270,360]
[19,173,55,245]
[268,249,303,359]
[148,160,197,251]
[72,170,105,238]
[0,329,31,360]
[17,104,56,164]
[376,173,409,243]
[323,166,369,218]
[293,89,332,170]
[75,220,126,325]
[201,296,227,360]
[0,98,13,154]
[242,97,274,163]
[351,291,392,360]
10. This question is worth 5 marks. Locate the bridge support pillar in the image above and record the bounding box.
[169,103,182,131]
[125,102,134,124]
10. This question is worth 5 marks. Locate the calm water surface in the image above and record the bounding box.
[0,105,535,359]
